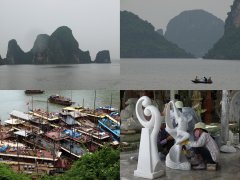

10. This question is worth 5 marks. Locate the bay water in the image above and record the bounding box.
[0,90,120,122]
[0,61,120,89]
[121,58,240,90]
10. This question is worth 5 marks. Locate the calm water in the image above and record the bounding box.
[121,58,240,90]
[0,90,120,121]
[0,61,119,89]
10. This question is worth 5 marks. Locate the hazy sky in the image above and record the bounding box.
[0,0,119,60]
[121,0,234,31]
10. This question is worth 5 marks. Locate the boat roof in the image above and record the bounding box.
[14,130,30,137]
[10,110,33,121]
[4,119,25,125]
[62,106,83,111]
[33,112,59,121]
[105,115,120,125]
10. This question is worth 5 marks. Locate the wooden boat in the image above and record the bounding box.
[191,80,212,84]
[48,95,74,106]
[98,118,120,141]
[24,90,44,94]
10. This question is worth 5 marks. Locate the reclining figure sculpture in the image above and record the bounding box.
[165,101,191,170]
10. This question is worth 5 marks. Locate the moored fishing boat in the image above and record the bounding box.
[48,95,74,106]
[98,117,120,141]
[24,90,45,94]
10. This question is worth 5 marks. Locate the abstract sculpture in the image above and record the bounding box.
[134,96,164,179]
[165,101,191,170]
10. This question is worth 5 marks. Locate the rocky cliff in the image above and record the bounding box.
[6,39,32,64]
[225,0,240,32]
[165,10,224,57]
[31,34,49,64]
[0,55,3,65]
[204,0,240,59]
[95,50,111,63]
[47,26,91,64]
[4,26,109,64]
[120,11,193,58]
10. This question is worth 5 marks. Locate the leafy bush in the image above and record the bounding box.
[56,146,120,180]
[0,164,30,180]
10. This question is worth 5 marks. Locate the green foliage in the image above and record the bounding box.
[60,146,120,180]
[120,11,194,58]
[0,164,30,180]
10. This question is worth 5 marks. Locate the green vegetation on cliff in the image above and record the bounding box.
[59,146,119,180]
[4,26,110,64]
[204,27,240,59]
[204,0,240,59]
[120,11,193,58]
[0,164,30,180]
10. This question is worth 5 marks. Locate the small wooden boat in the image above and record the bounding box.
[48,95,74,106]
[24,90,44,94]
[191,80,212,84]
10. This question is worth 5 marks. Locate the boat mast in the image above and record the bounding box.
[110,92,113,109]
[16,134,20,172]
[0,118,2,143]
[32,96,33,112]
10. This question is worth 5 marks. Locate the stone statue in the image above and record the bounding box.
[134,96,164,179]
[229,91,240,124]
[165,101,191,170]
[120,98,142,131]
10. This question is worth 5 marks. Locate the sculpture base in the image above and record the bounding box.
[220,144,236,153]
[134,169,164,179]
[166,153,191,170]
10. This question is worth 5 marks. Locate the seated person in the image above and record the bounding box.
[203,77,207,82]
[182,122,219,170]
[157,119,174,160]
[208,77,212,83]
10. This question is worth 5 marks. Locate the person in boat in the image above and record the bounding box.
[203,77,207,82]
[195,76,199,81]
[208,77,212,83]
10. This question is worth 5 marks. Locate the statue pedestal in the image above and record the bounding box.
[134,128,164,179]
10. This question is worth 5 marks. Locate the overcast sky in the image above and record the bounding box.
[121,0,234,32]
[0,0,119,60]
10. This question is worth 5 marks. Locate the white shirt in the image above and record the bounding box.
[189,132,220,162]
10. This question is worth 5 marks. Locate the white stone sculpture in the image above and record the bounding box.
[134,96,164,179]
[165,101,191,170]
[229,91,240,124]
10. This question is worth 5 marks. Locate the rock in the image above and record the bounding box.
[6,39,32,64]
[156,29,164,36]
[165,9,224,57]
[225,0,240,31]
[0,55,3,65]
[48,26,91,64]
[31,34,49,64]
[4,26,93,64]
[94,50,111,63]
[204,0,240,59]
[79,49,91,63]
[120,11,193,58]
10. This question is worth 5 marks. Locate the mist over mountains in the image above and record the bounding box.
[0,26,111,65]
